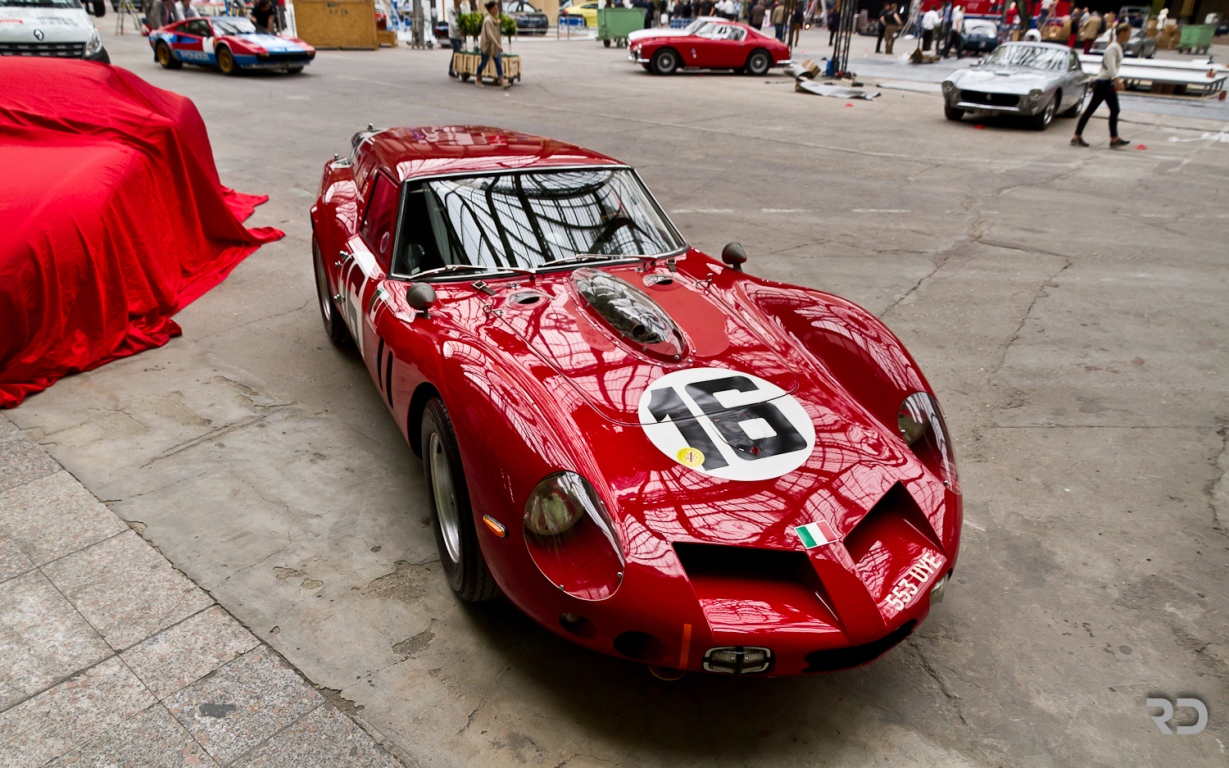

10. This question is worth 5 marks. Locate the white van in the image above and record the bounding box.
[0,0,109,63]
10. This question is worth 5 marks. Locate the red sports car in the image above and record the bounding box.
[628,20,790,76]
[310,126,961,677]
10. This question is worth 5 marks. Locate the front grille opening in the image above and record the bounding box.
[674,542,822,591]
[844,483,940,564]
[960,90,1020,107]
[803,620,916,673]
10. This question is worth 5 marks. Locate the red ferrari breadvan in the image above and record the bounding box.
[310,126,961,676]
[628,20,790,76]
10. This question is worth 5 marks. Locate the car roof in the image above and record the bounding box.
[361,125,622,183]
[999,40,1071,49]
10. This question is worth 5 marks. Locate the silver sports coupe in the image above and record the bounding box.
[941,42,1092,130]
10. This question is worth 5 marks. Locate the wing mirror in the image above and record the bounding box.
[721,242,747,272]
[407,283,437,318]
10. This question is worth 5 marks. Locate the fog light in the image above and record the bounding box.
[702,646,772,674]
[931,573,949,604]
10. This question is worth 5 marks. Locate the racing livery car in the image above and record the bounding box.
[149,15,314,75]
[310,126,961,676]
[629,20,790,76]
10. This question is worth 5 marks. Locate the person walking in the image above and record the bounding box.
[789,1,803,45]
[826,5,838,45]
[1067,6,1082,47]
[750,0,766,27]
[876,3,889,51]
[446,0,463,77]
[942,2,963,57]
[476,0,509,89]
[882,3,901,53]
[771,0,786,40]
[1079,9,1099,53]
[252,0,276,32]
[1072,22,1130,148]
[921,6,939,50]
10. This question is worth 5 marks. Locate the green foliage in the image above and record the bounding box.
[458,11,517,40]
[501,13,517,37]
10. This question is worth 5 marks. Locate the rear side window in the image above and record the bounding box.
[391,181,447,277]
[360,173,399,270]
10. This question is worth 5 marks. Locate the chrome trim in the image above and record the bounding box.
[955,101,1024,113]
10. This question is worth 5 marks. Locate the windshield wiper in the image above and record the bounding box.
[413,264,536,281]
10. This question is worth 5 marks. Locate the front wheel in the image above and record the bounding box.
[603,38,611,47]
[1030,95,1057,130]
[287,65,304,74]
[216,45,239,75]
[651,48,678,75]
[155,41,182,69]
[745,48,771,76]
[944,104,964,121]
[421,398,500,602]
[312,238,352,347]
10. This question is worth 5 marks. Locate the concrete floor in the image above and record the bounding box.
[8,25,1229,767]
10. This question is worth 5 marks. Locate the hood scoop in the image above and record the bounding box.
[572,268,686,360]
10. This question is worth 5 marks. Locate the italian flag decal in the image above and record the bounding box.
[794,521,838,549]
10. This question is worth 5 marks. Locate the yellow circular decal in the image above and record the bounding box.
[676,447,706,467]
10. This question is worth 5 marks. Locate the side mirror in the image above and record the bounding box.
[407,282,437,317]
[721,242,747,271]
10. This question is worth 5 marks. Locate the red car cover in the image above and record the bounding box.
[0,58,283,408]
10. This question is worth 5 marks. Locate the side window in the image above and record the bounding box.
[391,181,447,277]
[186,19,211,36]
[360,173,399,270]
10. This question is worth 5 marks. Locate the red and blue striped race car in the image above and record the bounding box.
[149,16,314,75]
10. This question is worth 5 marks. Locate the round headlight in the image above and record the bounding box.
[897,392,960,494]
[1029,88,1044,102]
[524,472,598,536]
[86,27,102,55]
[942,79,956,94]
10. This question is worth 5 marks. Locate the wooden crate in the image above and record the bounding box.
[294,0,378,49]
[452,51,522,82]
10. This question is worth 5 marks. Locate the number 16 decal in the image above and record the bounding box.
[638,368,815,481]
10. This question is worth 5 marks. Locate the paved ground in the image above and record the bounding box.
[0,421,401,767]
[5,22,1229,768]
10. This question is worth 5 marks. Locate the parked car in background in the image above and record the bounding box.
[562,0,598,26]
[504,0,548,35]
[630,20,790,75]
[0,0,108,62]
[149,15,315,75]
[960,18,999,55]
[942,42,1091,130]
[1091,25,1156,57]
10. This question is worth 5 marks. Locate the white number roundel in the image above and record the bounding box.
[637,367,815,481]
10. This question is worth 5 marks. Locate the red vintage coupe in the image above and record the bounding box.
[310,126,961,677]
[628,20,790,76]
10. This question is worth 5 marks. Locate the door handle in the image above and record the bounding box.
[334,251,354,268]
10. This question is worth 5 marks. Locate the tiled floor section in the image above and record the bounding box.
[0,418,401,768]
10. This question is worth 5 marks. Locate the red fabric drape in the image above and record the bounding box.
[0,58,284,408]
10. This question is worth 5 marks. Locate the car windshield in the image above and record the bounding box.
[212,16,261,34]
[0,0,81,7]
[985,44,1068,70]
[396,168,686,277]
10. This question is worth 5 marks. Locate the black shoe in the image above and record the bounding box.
[1109,138,1130,148]
[1071,137,1090,147]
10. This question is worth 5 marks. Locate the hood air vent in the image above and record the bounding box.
[572,268,686,359]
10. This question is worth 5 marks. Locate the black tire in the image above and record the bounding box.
[287,65,304,74]
[312,238,352,347]
[461,72,470,81]
[155,41,182,69]
[745,48,771,76]
[1030,95,1057,130]
[421,398,499,602]
[944,104,964,121]
[603,38,611,47]
[651,47,678,75]
[217,44,239,75]
[641,62,652,71]
[1060,87,1085,118]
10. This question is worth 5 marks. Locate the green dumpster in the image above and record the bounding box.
[1177,24,1214,54]
[597,8,645,48]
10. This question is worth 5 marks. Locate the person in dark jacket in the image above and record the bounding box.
[750,0,766,27]
[826,6,839,44]
[252,0,275,31]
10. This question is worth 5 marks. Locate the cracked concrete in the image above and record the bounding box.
[4,27,1228,768]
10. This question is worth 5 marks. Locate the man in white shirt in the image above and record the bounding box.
[921,7,939,51]
[1072,22,1131,148]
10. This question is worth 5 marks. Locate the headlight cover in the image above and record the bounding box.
[523,472,625,600]
[942,79,956,94]
[897,392,959,494]
[85,27,102,55]
[1028,88,1044,102]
